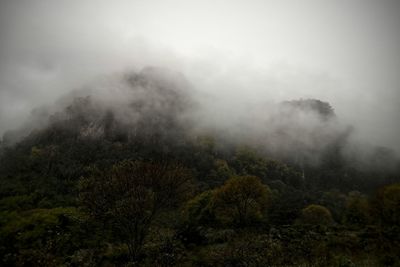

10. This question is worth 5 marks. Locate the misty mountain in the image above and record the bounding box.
[282,99,335,119]
[1,68,399,266]
[2,68,191,145]
[1,67,396,173]
[1,1,400,265]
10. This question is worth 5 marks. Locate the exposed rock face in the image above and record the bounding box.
[281,99,335,120]
[1,68,355,168]
[2,67,195,145]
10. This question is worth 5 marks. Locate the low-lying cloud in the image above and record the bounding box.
[0,0,399,156]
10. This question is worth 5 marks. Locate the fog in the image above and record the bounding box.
[0,0,399,153]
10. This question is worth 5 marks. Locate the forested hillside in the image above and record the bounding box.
[1,69,399,266]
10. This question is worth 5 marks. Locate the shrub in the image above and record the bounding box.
[299,204,333,225]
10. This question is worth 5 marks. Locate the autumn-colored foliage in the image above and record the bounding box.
[213,175,271,226]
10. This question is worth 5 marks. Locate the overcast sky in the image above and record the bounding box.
[0,0,399,151]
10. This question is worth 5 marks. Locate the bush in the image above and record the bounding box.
[299,204,333,225]
[213,176,271,226]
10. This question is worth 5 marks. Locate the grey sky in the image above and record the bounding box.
[0,0,399,151]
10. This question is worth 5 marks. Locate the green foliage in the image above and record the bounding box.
[0,207,88,266]
[145,233,186,266]
[371,183,400,226]
[381,184,400,225]
[193,234,283,267]
[299,204,333,225]
[204,159,234,187]
[343,191,370,226]
[183,190,216,226]
[0,194,36,211]
[268,187,310,225]
[319,190,347,222]
[231,147,303,188]
[1,207,82,245]
[0,107,399,265]
[231,147,269,179]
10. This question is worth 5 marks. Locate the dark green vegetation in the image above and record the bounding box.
[1,69,399,266]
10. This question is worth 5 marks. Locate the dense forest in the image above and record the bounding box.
[0,68,399,266]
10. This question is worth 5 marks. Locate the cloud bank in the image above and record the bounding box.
[0,0,399,153]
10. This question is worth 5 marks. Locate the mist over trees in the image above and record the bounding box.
[0,67,399,266]
[1,0,400,265]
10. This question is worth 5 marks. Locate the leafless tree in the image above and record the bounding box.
[79,160,193,262]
